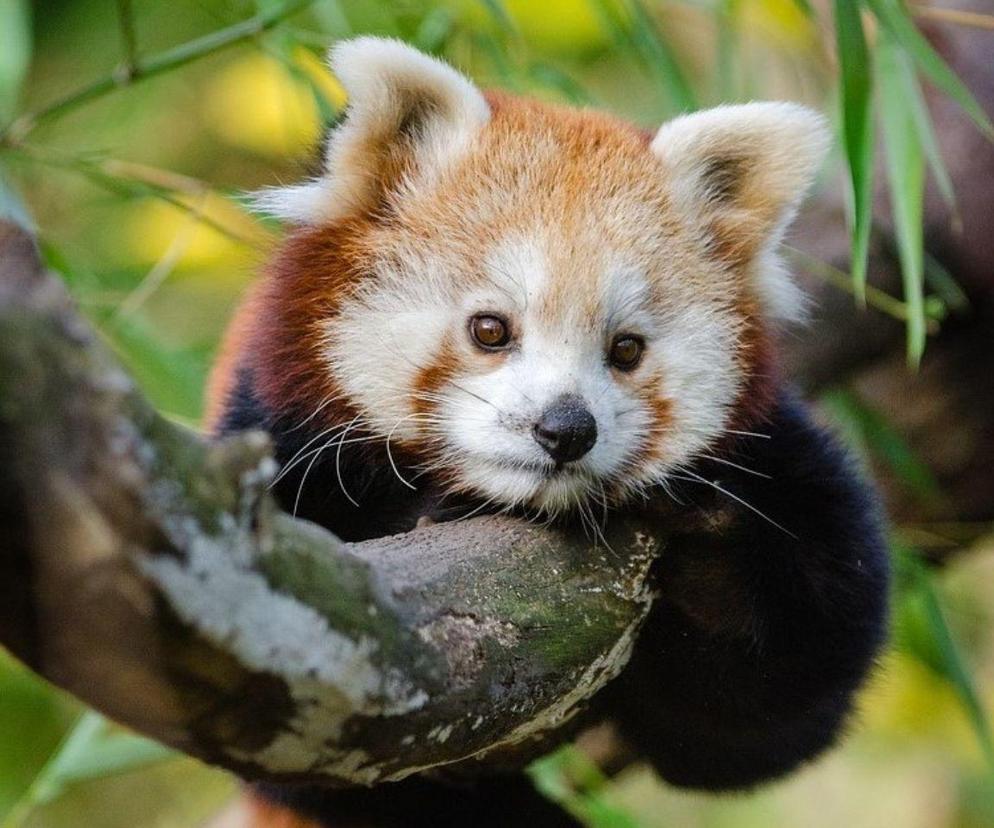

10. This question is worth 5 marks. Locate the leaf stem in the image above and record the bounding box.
[785,246,940,329]
[913,5,994,31]
[115,0,139,78]
[0,0,314,144]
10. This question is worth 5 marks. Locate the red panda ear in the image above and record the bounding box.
[253,38,490,224]
[651,103,830,320]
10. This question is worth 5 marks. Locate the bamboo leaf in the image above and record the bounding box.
[412,7,457,54]
[1,0,316,142]
[1,712,174,828]
[528,62,594,105]
[715,0,741,101]
[0,654,72,823]
[0,0,31,124]
[898,55,957,212]
[896,549,994,769]
[865,0,994,140]
[34,714,174,802]
[627,0,697,113]
[268,36,341,127]
[586,0,695,113]
[529,746,641,828]
[877,33,927,366]
[103,314,209,421]
[309,0,351,36]
[586,0,633,50]
[820,389,941,503]
[833,0,874,302]
[478,0,519,38]
[924,252,969,314]
[475,32,522,90]
[787,246,942,324]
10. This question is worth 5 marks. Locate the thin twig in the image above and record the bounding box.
[0,0,315,144]
[914,5,994,31]
[3,143,269,246]
[785,246,941,330]
[115,0,139,79]
[114,192,208,320]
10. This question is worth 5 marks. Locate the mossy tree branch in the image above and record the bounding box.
[0,221,660,787]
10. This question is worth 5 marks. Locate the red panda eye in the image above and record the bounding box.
[609,335,644,370]
[470,314,511,350]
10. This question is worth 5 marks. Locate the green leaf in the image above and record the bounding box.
[897,55,956,212]
[103,314,208,421]
[32,713,174,804]
[895,549,994,769]
[412,7,456,54]
[627,0,697,113]
[0,654,75,823]
[37,251,207,420]
[0,0,31,124]
[8,147,256,246]
[2,711,176,827]
[715,0,741,101]
[528,62,594,105]
[586,0,633,51]
[309,0,351,36]
[820,389,941,503]
[833,0,874,302]
[269,36,341,127]
[475,32,521,90]
[585,0,695,113]
[924,252,969,314]
[529,746,640,828]
[865,0,994,141]
[877,33,927,367]
[477,0,519,38]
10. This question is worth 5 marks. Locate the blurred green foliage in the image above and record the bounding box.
[1,1,993,826]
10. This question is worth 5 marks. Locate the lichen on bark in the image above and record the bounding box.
[0,220,662,786]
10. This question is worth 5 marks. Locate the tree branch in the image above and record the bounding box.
[0,0,316,145]
[0,221,660,787]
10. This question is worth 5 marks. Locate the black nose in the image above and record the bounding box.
[533,396,598,464]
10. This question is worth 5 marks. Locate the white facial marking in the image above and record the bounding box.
[327,231,743,514]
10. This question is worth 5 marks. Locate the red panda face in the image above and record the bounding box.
[253,38,829,515]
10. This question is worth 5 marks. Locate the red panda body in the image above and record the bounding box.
[208,38,889,827]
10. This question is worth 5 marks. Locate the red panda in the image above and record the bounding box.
[208,37,888,828]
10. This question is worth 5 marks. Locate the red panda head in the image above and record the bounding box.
[249,37,829,514]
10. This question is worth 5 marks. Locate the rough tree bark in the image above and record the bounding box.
[0,220,661,787]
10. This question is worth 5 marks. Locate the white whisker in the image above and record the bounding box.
[669,468,797,539]
[335,414,363,507]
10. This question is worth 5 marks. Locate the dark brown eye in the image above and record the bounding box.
[470,314,511,350]
[609,335,644,370]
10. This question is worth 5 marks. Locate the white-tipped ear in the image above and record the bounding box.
[255,37,490,225]
[651,102,830,320]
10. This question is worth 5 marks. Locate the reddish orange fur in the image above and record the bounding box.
[208,89,782,501]
[206,221,376,433]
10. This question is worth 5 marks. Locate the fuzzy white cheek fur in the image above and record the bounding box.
[325,232,745,512]
[435,324,741,510]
